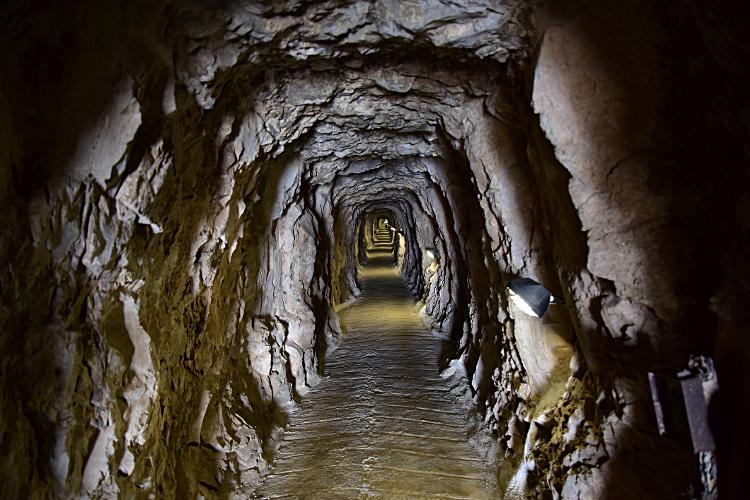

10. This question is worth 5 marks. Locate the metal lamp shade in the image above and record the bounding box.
[506,278,552,318]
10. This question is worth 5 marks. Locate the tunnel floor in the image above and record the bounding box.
[254,241,497,499]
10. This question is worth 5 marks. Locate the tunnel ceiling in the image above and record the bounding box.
[175,4,526,227]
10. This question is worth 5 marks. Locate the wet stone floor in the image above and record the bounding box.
[255,237,496,499]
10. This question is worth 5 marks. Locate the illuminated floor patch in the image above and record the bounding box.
[255,250,496,499]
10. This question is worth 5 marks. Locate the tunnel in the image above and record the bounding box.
[1,0,749,498]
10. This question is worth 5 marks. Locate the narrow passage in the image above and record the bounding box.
[255,230,496,499]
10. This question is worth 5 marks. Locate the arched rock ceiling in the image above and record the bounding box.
[172,0,529,109]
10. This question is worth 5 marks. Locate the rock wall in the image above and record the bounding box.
[0,0,747,498]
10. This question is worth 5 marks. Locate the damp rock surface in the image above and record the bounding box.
[256,247,497,499]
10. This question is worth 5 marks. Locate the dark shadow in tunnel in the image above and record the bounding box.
[0,0,171,200]
[526,1,745,495]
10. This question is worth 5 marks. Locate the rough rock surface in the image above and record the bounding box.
[0,0,748,498]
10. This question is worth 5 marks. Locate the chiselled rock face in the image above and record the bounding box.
[1,0,748,498]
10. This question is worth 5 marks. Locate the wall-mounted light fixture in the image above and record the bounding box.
[506,278,553,318]
[648,356,717,453]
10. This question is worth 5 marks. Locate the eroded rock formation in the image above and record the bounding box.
[1,0,748,498]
